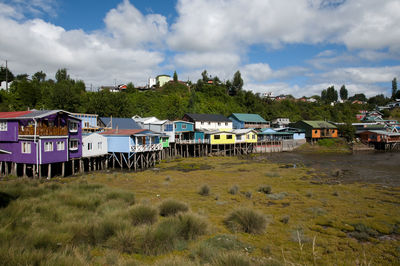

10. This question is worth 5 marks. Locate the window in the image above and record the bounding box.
[182,124,187,129]
[314,130,318,134]
[218,122,221,126]
[0,122,7,131]
[227,135,232,139]
[69,139,78,150]
[214,135,220,140]
[236,135,242,140]
[174,124,177,129]
[201,122,204,125]
[69,121,79,132]
[57,141,65,151]
[98,142,102,150]
[208,122,211,125]
[44,142,53,152]
[87,143,92,150]
[84,122,90,128]
[252,135,255,139]
[21,142,31,154]
[246,134,249,139]
[225,122,228,126]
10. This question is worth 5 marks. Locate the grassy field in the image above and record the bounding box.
[0,156,399,265]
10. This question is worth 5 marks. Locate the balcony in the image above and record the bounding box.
[130,143,163,153]
[19,126,68,136]
[175,139,210,144]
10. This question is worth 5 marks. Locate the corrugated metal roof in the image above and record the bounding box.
[301,121,337,129]
[0,110,78,120]
[367,130,400,136]
[230,113,267,123]
[232,129,256,134]
[99,117,141,129]
[100,129,146,136]
[0,111,32,119]
[184,113,231,122]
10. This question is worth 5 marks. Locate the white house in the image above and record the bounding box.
[182,113,233,131]
[271,118,290,128]
[82,133,108,157]
[132,116,175,143]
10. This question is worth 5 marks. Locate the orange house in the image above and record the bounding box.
[293,120,338,141]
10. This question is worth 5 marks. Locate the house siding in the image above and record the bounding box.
[40,138,69,164]
[82,133,108,157]
[0,121,18,142]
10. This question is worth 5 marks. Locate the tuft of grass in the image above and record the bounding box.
[129,205,158,225]
[258,185,272,194]
[267,192,288,200]
[212,252,251,266]
[159,199,189,217]
[176,213,208,240]
[245,191,252,199]
[198,184,210,196]
[280,215,290,224]
[224,208,267,234]
[229,185,239,195]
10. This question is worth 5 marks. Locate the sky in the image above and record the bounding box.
[0,0,400,97]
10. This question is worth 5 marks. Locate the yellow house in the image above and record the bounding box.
[205,131,235,145]
[156,75,172,87]
[233,129,257,143]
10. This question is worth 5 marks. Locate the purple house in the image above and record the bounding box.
[0,110,82,177]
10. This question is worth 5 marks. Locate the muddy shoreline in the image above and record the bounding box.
[260,151,400,187]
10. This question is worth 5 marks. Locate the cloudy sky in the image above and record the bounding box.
[0,0,399,97]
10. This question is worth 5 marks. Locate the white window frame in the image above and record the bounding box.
[87,142,92,150]
[0,122,7,131]
[57,141,65,151]
[69,121,79,132]
[44,141,54,152]
[21,142,31,154]
[69,139,79,150]
[182,124,187,129]
[98,141,102,150]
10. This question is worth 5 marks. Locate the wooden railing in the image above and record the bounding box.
[175,139,210,144]
[130,143,163,153]
[19,126,68,136]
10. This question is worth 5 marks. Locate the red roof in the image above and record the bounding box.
[100,129,146,135]
[0,111,33,119]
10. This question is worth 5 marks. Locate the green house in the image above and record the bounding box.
[160,135,169,148]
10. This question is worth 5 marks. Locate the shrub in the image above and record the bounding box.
[229,185,239,195]
[112,227,138,254]
[267,192,288,200]
[258,185,272,194]
[159,199,189,217]
[198,185,210,196]
[106,190,135,205]
[129,205,158,225]
[176,213,208,240]
[212,252,251,266]
[224,208,267,234]
[245,191,252,199]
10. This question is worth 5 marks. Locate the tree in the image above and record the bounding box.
[326,86,338,103]
[201,70,209,82]
[392,78,398,99]
[173,71,178,82]
[55,68,70,82]
[340,85,348,101]
[32,71,46,82]
[338,122,355,142]
[321,89,327,102]
[15,74,29,81]
[348,93,367,102]
[232,70,243,91]
[0,66,14,83]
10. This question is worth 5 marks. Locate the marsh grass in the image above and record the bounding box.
[159,199,189,217]
[129,205,158,225]
[198,184,210,196]
[229,185,239,195]
[224,208,267,234]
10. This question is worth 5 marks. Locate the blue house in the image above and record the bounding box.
[228,113,270,129]
[72,113,99,132]
[275,127,305,140]
[174,120,195,143]
[258,128,293,141]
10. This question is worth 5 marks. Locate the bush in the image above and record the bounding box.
[267,192,287,200]
[245,191,252,199]
[258,185,272,194]
[129,205,158,225]
[159,199,189,217]
[176,213,208,240]
[229,185,239,195]
[198,184,210,196]
[224,208,267,234]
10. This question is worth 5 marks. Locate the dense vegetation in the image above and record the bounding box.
[1,68,394,123]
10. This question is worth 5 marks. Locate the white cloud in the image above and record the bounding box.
[104,0,168,48]
[319,66,400,84]
[0,1,165,87]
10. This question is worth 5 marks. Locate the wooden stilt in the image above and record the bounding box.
[120,153,123,170]
[38,164,42,178]
[33,164,36,178]
[128,156,131,171]
[0,161,3,177]
[23,164,27,177]
[134,153,137,171]
[80,159,84,174]
[62,162,65,177]
[141,153,144,170]
[11,162,17,176]
[105,156,109,169]
[72,160,75,175]
[47,163,51,179]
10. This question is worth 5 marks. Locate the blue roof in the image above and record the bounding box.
[99,117,141,130]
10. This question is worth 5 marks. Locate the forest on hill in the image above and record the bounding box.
[0,67,395,123]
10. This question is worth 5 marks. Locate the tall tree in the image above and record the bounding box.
[201,70,209,82]
[340,85,348,100]
[392,77,398,99]
[32,71,46,82]
[232,71,243,91]
[55,68,70,82]
[0,66,14,83]
[173,71,178,82]
[321,89,327,102]
[326,86,338,103]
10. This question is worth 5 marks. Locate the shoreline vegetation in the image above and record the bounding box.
[0,156,399,265]
[295,138,352,154]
